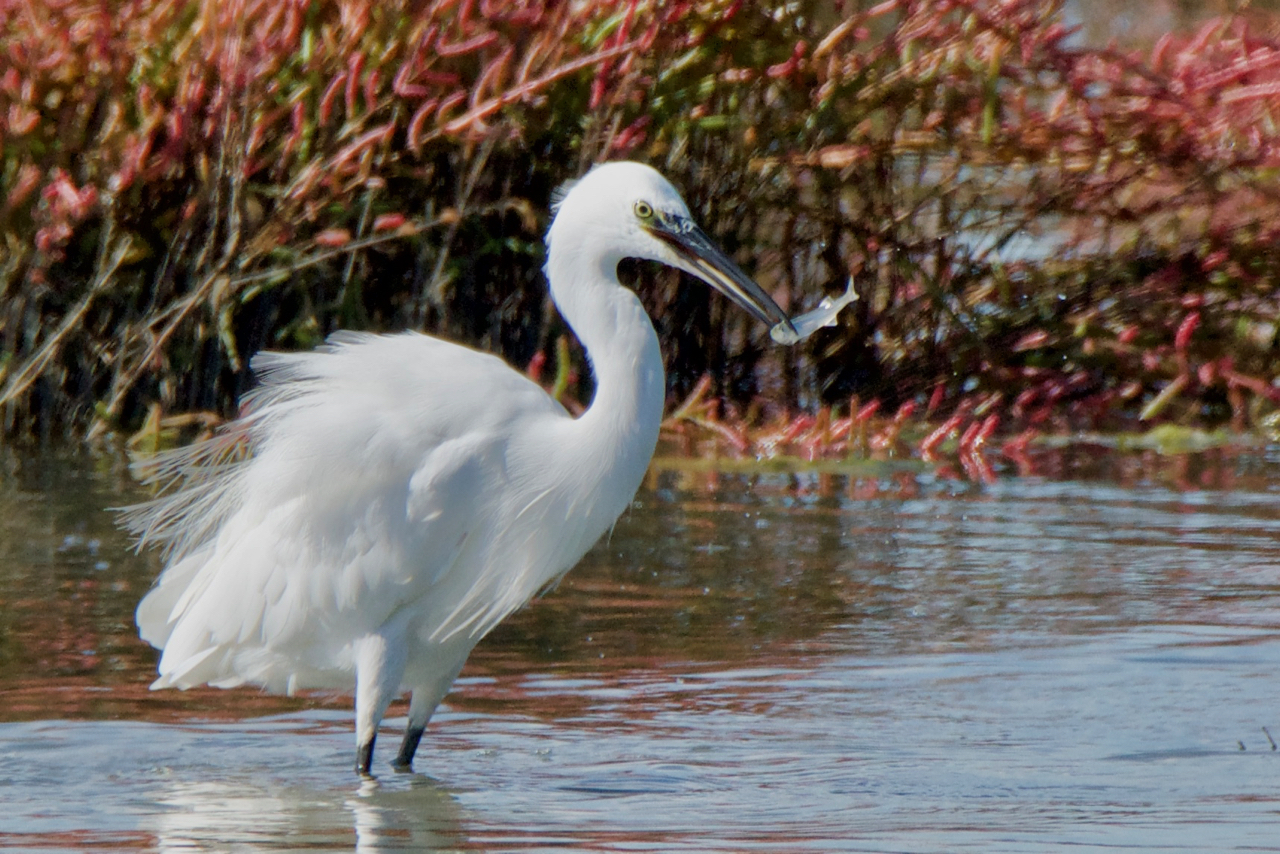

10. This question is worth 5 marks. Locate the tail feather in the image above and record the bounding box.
[150,646,223,690]
[135,552,208,649]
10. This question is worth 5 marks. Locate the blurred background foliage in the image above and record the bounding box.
[2,0,1280,449]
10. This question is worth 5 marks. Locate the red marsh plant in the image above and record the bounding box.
[0,0,667,440]
[649,0,1280,462]
[0,0,1278,466]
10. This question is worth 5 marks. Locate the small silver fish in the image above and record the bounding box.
[770,279,859,345]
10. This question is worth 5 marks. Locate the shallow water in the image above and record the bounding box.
[1,447,1279,852]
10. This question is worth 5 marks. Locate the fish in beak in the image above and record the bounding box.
[645,213,798,339]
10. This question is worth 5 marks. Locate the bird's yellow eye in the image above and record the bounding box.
[634,200,654,220]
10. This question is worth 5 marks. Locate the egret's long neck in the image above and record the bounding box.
[544,243,665,516]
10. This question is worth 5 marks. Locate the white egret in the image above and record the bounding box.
[121,161,801,775]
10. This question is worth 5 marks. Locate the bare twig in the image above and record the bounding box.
[0,235,133,407]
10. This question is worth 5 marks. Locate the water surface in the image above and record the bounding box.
[1,447,1278,852]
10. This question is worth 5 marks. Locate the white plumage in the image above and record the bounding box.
[121,161,793,774]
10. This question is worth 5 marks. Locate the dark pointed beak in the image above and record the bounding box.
[647,214,796,336]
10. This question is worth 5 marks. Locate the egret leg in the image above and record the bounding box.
[390,662,467,772]
[390,686,445,772]
[356,737,377,777]
[392,725,425,772]
[353,632,407,776]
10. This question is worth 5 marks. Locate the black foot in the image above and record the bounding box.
[391,726,425,772]
[356,735,376,776]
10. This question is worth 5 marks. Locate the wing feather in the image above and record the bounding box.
[122,329,569,691]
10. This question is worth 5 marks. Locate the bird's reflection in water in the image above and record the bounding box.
[148,773,464,852]
[348,776,465,853]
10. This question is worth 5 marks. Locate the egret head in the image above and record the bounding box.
[548,161,792,332]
